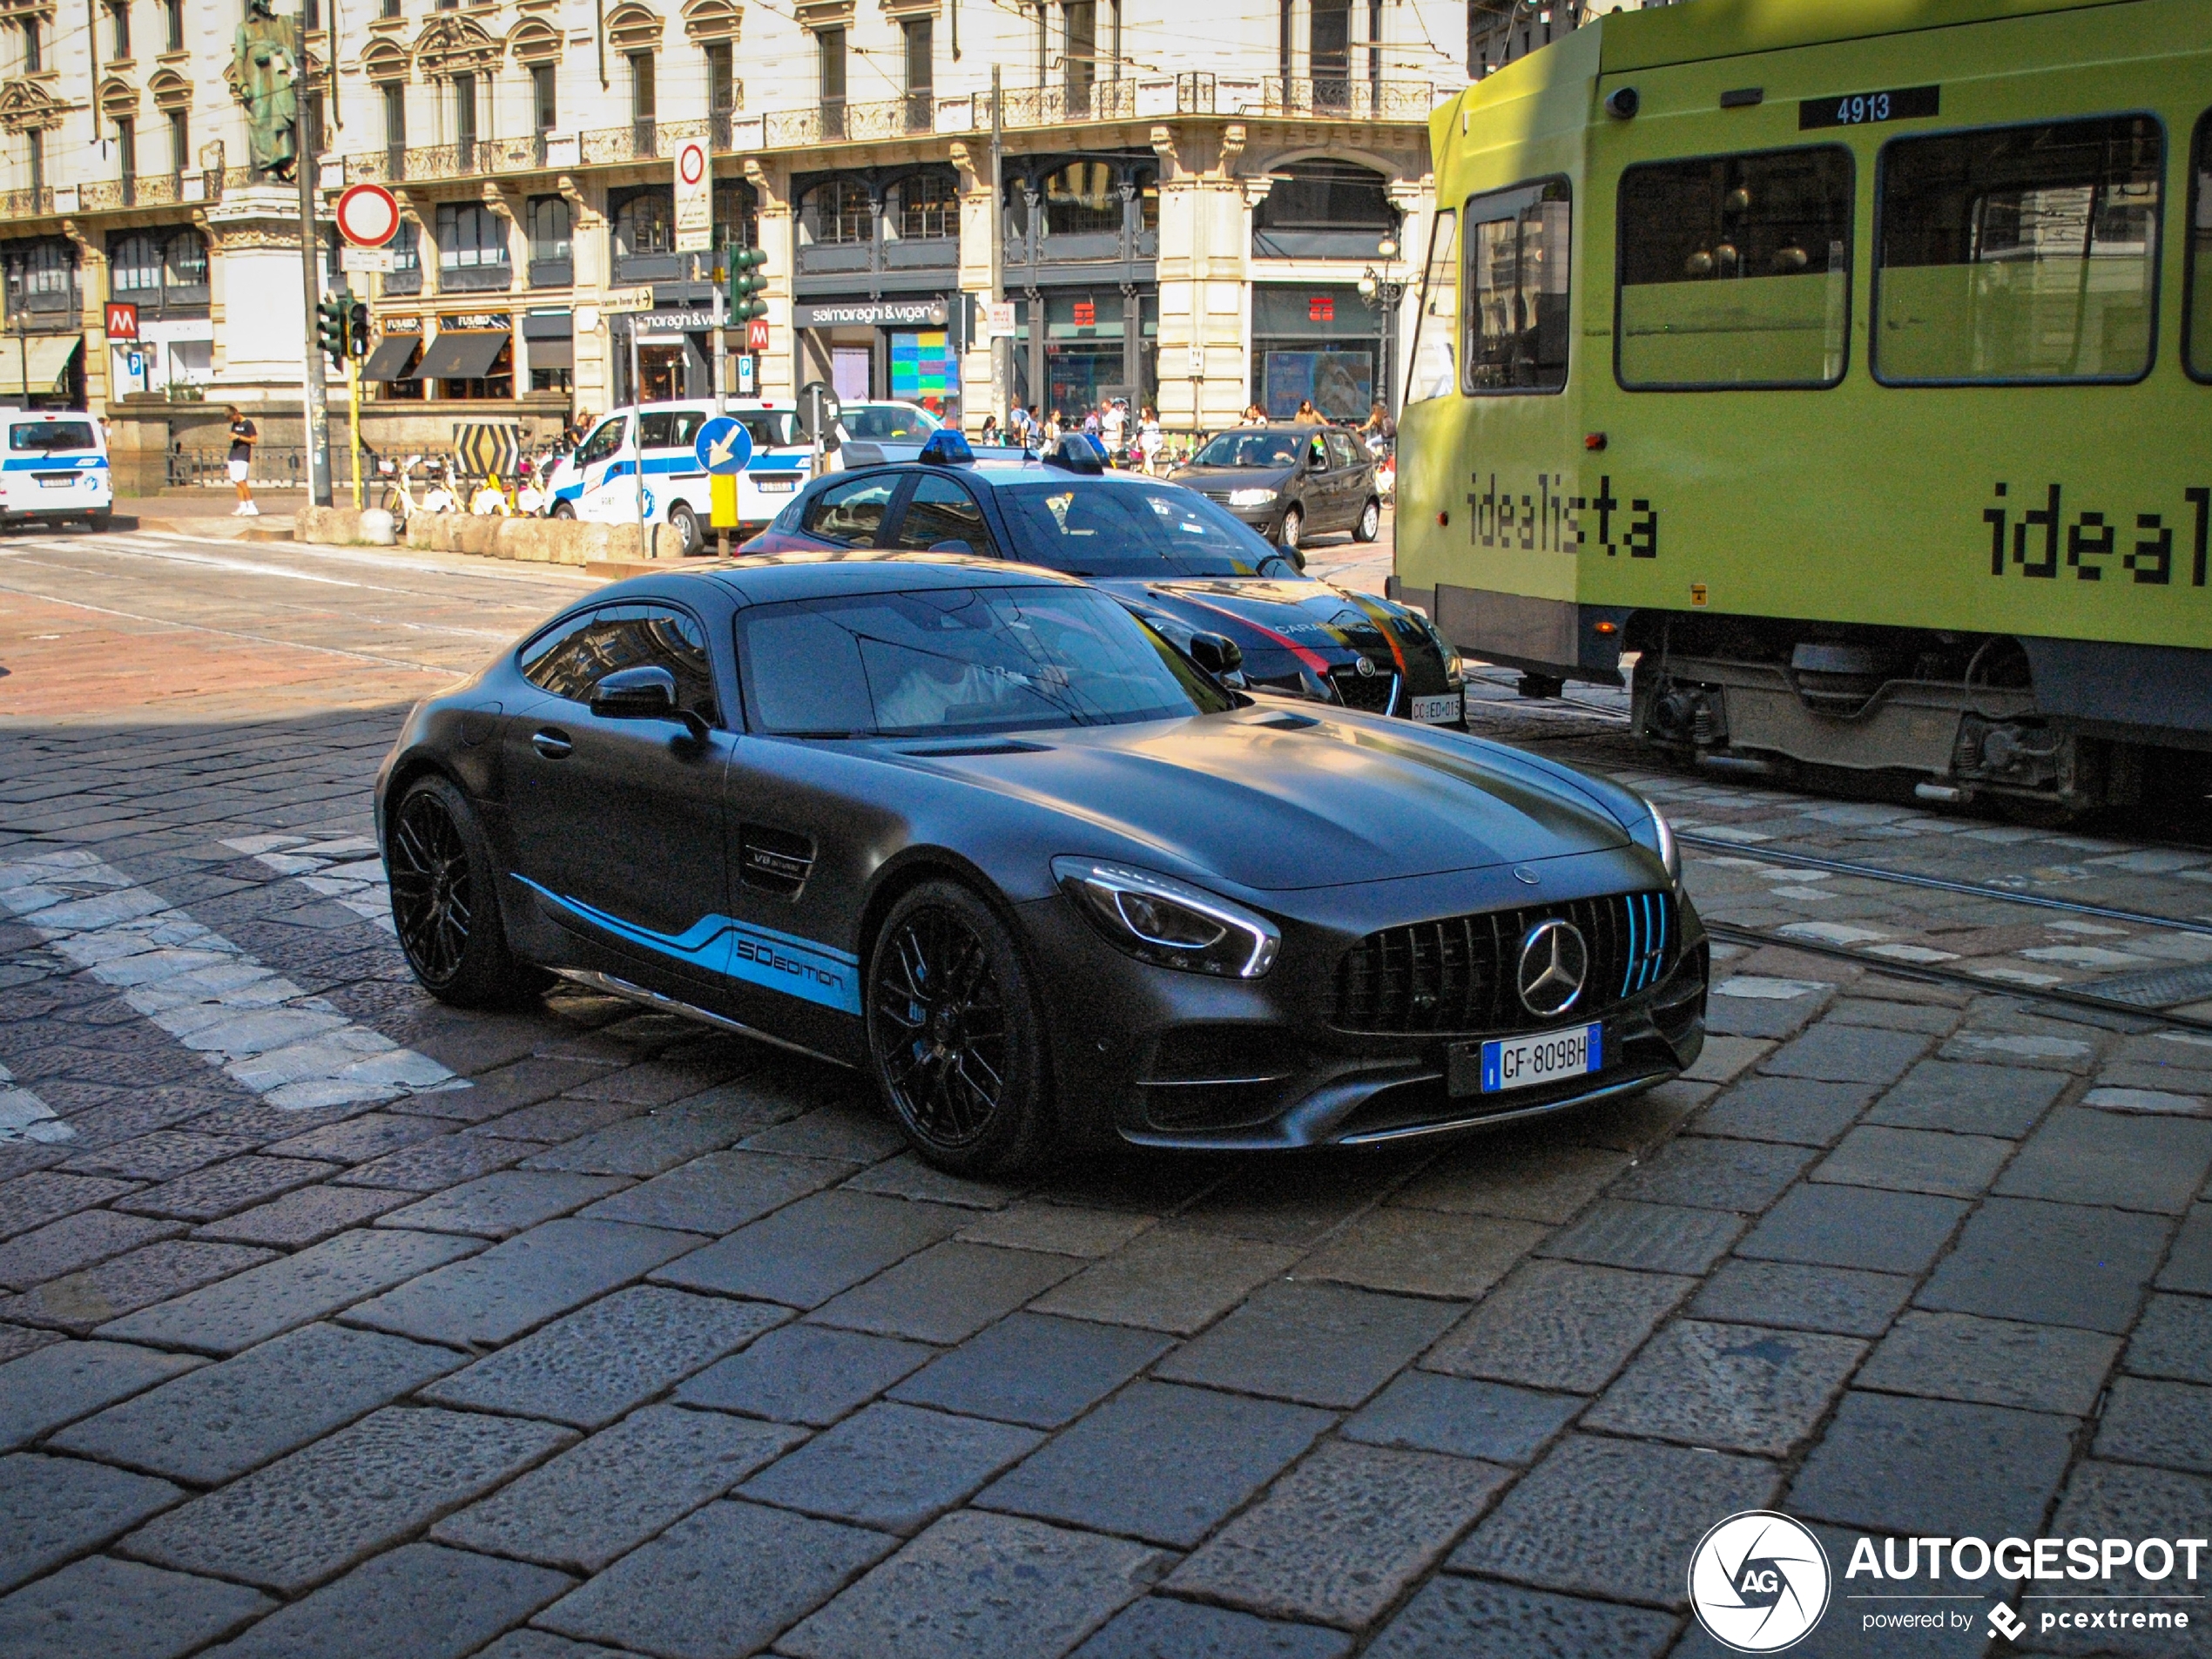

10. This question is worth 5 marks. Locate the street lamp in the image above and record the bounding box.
[1358,234,1406,415]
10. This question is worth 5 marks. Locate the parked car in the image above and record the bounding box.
[0,409,111,530]
[838,401,942,442]
[542,399,816,551]
[1170,423,1381,549]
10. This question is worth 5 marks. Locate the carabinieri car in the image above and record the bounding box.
[375,553,1707,1173]
[743,431,1467,727]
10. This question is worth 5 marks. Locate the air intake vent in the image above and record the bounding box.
[738,826,815,896]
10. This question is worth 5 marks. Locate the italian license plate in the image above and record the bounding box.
[37,476,71,489]
[753,478,798,493]
[1449,1022,1602,1096]
[1410,692,1462,725]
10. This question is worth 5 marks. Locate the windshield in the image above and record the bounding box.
[10,421,97,453]
[995,481,1282,578]
[737,583,1235,738]
[1190,431,1302,469]
[842,405,941,441]
[737,411,797,448]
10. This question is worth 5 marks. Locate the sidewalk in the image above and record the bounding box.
[119,489,307,543]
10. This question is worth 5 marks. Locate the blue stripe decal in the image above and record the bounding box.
[512,875,860,1015]
[554,481,583,502]
[2,455,103,470]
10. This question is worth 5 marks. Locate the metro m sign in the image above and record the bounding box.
[747,317,770,353]
[105,301,138,341]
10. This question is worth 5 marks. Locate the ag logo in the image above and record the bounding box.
[1689,1511,1830,1652]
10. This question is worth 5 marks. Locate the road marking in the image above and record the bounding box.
[0,1062,73,1144]
[221,833,394,934]
[0,847,465,1110]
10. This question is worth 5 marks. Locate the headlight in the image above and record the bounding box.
[1228,488,1278,508]
[1052,858,1280,978]
[1629,799,1682,887]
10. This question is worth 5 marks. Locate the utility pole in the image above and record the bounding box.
[988,63,1005,431]
[295,85,333,507]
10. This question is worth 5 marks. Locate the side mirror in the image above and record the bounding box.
[1187,631,1244,677]
[1278,541,1307,574]
[590,665,678,720]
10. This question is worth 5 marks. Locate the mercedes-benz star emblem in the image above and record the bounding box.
[1516,920,1588,1018]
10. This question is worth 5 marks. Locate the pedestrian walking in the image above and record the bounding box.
[1295,398,1320,423]
[1102,399,1127,459]
[1137,407,1163,474]
[980,415,1001,445]
[225,405,259,516]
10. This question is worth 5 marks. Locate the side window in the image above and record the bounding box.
[519,604,719,721]
[637,412,675,448]
[2193,111,2211,382]
[802,475,899,547]
[1618,146,1852,390]
[893,474,993,552]
[577,417,628,466]
[1403,208,1458,404]
[1876,116,2161,385]
[1326,430,1362,469]
[1463,178,1571,393]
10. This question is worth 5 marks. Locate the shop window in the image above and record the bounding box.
[1256,159,1393,233]
[800,179,871,246]
[894,172,956,240]
[616,190,676,257]
[1251,284,1375,418]
[1044,162,1121,237]
[2191,111,2211,382]
[1462,176,1570,394]
[1877,116,2161,385]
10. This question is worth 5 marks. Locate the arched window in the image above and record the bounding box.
[799,179,870,246]
[528,193,570,263]
[110,231,162,293]
[1043,161,1121,237]
[165,229,207,288]
[889,171,955,240]
[1253,158,1393,233]
[614,189,674,256]
[437,201,509,270]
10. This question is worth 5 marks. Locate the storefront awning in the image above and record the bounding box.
[360,337,419,382]
[526,337,573,371]
[408,330,507,382]
[0,334,82,396]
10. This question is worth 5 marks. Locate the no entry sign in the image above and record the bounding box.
[334,183,401,248]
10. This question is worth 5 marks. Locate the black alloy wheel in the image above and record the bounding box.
[867,880,1051,1173]
[387,775,547,1007]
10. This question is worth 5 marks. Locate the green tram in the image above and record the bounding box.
[1391,0,2211,814]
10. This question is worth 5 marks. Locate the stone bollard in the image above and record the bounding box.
[357,509,396,546]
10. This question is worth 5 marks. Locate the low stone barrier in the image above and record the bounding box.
[293,506,666,564]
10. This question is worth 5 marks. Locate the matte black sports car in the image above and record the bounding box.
[375,553,1707,1173]
[745,434,1466,727]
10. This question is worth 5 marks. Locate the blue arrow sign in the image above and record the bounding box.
[694,415,753,475]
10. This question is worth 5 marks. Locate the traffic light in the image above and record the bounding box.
[727,246,768,323]
[347,300,370,361]
[315,293,355,368]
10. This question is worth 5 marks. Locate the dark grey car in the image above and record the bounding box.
[1170,424,1382,550]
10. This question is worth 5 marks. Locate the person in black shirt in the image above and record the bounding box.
[225,405,259,516]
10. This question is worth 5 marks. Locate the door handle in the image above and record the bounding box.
[531,728,572,759]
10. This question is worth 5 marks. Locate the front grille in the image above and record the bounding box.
[1330,890,1676,1035]
[1331,664,1398,714]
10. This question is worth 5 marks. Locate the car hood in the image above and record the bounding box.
[883,709,1629,890]
[1101,575,1439,674]
[1169,464,1297,489]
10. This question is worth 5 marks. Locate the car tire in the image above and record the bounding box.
[86,510,112,532]
[387,774,550,1008]
[550,500,577,521]
[866,879,1055,1176]
[1353,498,1380,543]
[669,501,702,556]
[1279,505,1305,550]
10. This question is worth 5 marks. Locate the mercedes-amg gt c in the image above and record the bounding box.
[375,553,1706,1173]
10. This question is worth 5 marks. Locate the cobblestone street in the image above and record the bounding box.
[3,529,2211,1658]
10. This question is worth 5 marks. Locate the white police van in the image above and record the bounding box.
[0,409,111,530]
[545,398,815,553]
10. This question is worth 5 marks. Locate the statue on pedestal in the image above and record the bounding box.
[231,0,300,181]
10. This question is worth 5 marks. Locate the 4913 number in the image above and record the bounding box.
[1799,84,1940,129]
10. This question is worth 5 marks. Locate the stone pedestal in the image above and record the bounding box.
[206,185,312,396]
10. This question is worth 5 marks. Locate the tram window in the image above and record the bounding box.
[1875,116,2161,385]
[1404,209,1458,403]
[1461,179,1570,394]
[1616,146,1852,390]
[2188,111,2211,382]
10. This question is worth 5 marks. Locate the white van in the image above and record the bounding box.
[544,398,816,554]
[0,409,111,530]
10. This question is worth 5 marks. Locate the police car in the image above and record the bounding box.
[0,409,112,530]
[544,398,816,553]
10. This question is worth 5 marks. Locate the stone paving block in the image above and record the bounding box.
[0,1323,56,1363]
[1157,1279,1460,1408]
[1584,1318,1866,1456]
[579,1149,844,1236]
[0,1554,273,1659]
[0,1206,184,1291]
[1422,1259,1695,1393]
[0,1451,183,1593]
[1607,1136,1813,1212]
[1387,1139,1629,1224]
[421,1285,789,1429]
[2038,1461,2212,1656]
[1870,1058,2070,1136]
[1175,1160,1405,1247]
[1942,1025,2101,1074]
[1811,1125,2012,1198]
[344,1217,698,1348]
[978,1379,1332,1548]
[2156,1204,2212,1294]
[1689,1259,1916,1338]
[0,1336,205,1448]
[1561,1079,1717,1153]
[51,1321,462,1484]
[809,1240,1082,1344]
[1342,1370,1580,1466]
[536,1498,891,1659]
[119,1405,576,1594]
[1737,1184,1967,1275]
[192,1184,413,1248]
[1365,1576,1678,1659]
[198,1542,573,1659]
[1536,1199,1745,1275]
[1449,1433,1778,1609]
[676,1323,937,1426]
[1857,1310,2119,1416]
[890,1312,1171,1428]
[563,1057,749,1109]
[475,1095,649,1145]
[1291,1208,1543,1300]
[1994,1109,2212,1214]
[519,1087,781,1177]
[1684,1035,1772,1084]
[1030,1155,1225,1215]
[2,1238,280,1334]
[66,1130,260,1181]
[1762,1022,1931,1085]
[737,1099,905,1163]
[390,1055,611,1123]
[1069,1597,1352,1659]
[379,1170,631,1239]
[2124,1293,2212,1383]
[739,1399,1042,1533]
[100,1226,482,1355]
[1028,1224,1301,1336]
[432,1403,804,1572]
[1707,981,1834,1042]
[650,1190,967,1310]
[1789,1391,2075,1540]
[779,1508,1163,1659]
[840,1150,1030,1211]
[2094,1376,2212,1474]
[0,1170,140,1240]
[1917,1197,2171,1332]
[1168,1440,1508,1629]
[113,1156,341,1222]
[957,1202,1157,1258]
[1825,995,1965,1033]
[474,1634,643,1659]
[331,1130,550,1191]
[1692,1076,1874,1147]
